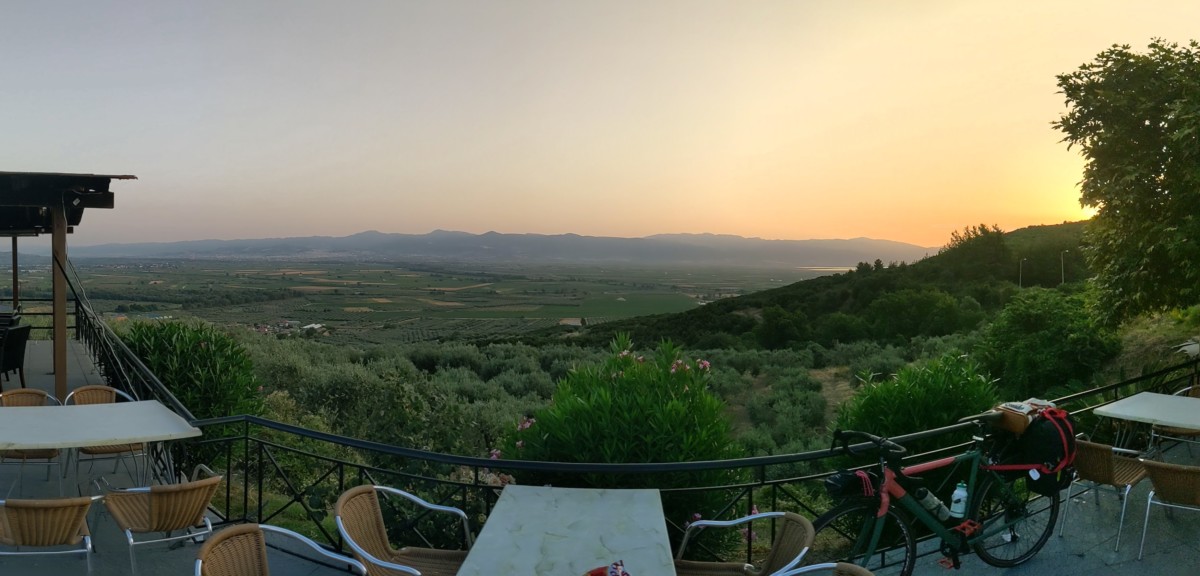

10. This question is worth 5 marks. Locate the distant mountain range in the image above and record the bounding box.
[43,231,937,268]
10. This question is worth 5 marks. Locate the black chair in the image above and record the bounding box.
[0,324,31,391]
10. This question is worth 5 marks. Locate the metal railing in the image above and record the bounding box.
[68,288,1200,566]
[177,357,1196,566]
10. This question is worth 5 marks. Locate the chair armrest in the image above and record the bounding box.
[94,476,151,493]
[260,524,368,575]
[336,516,421,576]
[1112,446,1144,457]
[1171,385,1196,396]
[191,464,220,481]
[774,562,845,576]
[675,512,787,559]
[374,485,474,547]
[375,485,467,519]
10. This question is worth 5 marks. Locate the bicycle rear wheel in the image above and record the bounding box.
[810,498,917,576]
[970,473,1059,567]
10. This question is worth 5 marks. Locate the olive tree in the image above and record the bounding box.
[1055,39,1200,323]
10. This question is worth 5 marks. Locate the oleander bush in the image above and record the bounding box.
[835,352,999,456]
[500,334,746,554]
[120,319,263,420]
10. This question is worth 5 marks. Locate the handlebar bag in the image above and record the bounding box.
[824,469,879,500]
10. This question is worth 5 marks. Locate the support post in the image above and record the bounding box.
[10,236,17,308]
[52,205,68,400]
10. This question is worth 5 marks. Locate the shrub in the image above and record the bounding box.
[501,334,744,553]
[835,353,999,456]
[978,288,1121,399]
[120,320,263,420]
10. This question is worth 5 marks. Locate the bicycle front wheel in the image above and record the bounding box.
[970,473,1059,567]
[810,498,917,576]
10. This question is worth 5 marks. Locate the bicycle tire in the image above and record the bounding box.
[810,498,918,576]
[969,473,1060,567]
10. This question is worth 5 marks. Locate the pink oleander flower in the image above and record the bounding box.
[670,359,688,374]
[697,359,711,371]
[741,527,758,542]
[516,440,524,449]
[751,504,760,515]
[517,416,536,431]
[636,355,645,363]
[489,448,501,460]
[619,349,631,358]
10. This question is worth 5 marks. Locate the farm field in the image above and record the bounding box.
[16,259,844,344]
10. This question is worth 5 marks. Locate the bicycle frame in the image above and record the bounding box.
[850,440,1018,565]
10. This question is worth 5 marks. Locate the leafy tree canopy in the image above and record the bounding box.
[1055,39,1200,323]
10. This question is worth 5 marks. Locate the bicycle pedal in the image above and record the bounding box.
[953,519,983,537]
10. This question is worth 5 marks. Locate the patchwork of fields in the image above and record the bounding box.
[41,260,838,344]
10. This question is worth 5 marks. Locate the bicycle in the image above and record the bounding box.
[807,413,1060,576]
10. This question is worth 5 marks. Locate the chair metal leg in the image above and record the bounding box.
[1138,491,1155,560]
[1058,479,1077,537]
[1115,484,1131,551]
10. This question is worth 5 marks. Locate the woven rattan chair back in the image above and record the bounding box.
[1142,459,1200,506]
[0,495,93,547]
[1073,440,1117,482]
[759,512,816,575]
[831,563,874,576]
[65,384,125,405]
[336,485,395,562]
[110,474,222,533]
[196,523,270,576]
[0,388,56,407]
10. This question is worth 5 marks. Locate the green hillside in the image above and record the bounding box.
[520,222,1090,349]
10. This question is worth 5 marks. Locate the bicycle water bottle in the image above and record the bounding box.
[914,487,951,521]
[949,481,969,519]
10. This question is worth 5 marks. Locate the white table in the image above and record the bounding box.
[1093,392,1200,429]
[0,400,200,450]
[457,485,675,576]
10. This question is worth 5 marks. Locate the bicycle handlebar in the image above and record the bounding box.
[831,429,907,458]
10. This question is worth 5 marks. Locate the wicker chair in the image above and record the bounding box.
[0,494,102,573]
[195,523,367,576]
[0,388,63,495]
[777,562,874,576]
[0,324,31,391]
[64,385,146,483]
[674,511,814,576]
[335,484,473,576]
[1150,382,1200,456]
[101,474,223,573]
[1058,440,1146,551]
[1138,459,1200,560]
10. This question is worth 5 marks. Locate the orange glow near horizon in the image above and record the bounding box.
[3,2,1194,248]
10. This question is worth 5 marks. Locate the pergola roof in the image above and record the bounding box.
[0,171,137,235]
[0,170,136,400]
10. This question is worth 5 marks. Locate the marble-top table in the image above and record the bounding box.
[1093,392,1200,429]
[457,485,675,576]
[0,400,200,450]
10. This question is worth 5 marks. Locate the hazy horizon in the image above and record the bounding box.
[22,226,949,250]
[5,2,1195,247]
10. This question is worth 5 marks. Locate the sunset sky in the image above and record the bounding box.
[4,1,1198,248]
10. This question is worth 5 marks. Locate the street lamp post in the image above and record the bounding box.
[1060,250,1069,285]
[1019,258,1027,288]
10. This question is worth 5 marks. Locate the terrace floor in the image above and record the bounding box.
[4,341,1199,575]
[3,340,359,575]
